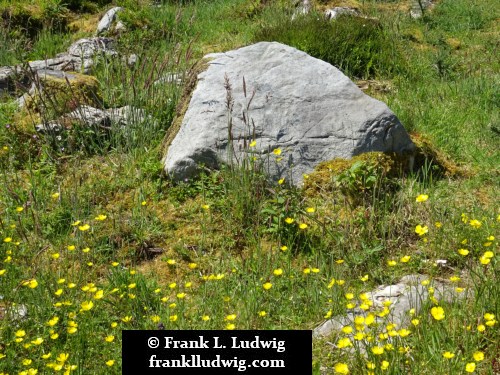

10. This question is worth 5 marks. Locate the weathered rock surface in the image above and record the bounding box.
[313,274,467,338]
[96,7,123,34]
[163,42,415,185]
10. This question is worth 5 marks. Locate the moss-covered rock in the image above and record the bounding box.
[303,133,467,202]
[15,69,102,132]
[303,152,397,199]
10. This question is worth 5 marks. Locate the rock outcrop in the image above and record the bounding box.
[163,42,415,185]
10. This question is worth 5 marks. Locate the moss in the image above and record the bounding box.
[14,71,102,132]
[161,59,210,157]
[409,132,470,177]
[303,152,397,197]
[304,133,468,199]
[1,3,68,36]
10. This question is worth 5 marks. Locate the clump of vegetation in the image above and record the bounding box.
[255,11,405,79]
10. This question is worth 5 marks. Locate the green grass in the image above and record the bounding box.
[0,0,498,374]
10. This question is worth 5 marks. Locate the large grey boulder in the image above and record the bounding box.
[163,42,415,185]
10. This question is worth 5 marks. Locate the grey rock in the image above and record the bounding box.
[127,54,138,67]
[163,42,415,185]
[35,121,64,134]
[291,0,311,20]
[313,274,468,338]
[67,37,116,59]
[0,295,28,321]
[1,37,116,96]
[410,0,433,19]
[107,105,147,126]
[325,7,359,20]
[115,20,127,33]
[66,105,111,128]
[154,72,183,86]
[35,105,150,135]
[96,7,123,34]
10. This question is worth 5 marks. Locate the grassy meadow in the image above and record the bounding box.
[0,0,498,374]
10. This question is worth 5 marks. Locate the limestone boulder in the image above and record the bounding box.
[313,274,468,339]
[96,7,123,35]
[163,42,415,185]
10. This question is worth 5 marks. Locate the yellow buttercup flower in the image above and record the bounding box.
[273,268,283,276]
[479,256,490,265]
[299,223,308,229]
[484,313,495,321]
[334,363,349,374]
[81,301,94,311]
[458,249,469,256]
[415,225,428,236]
[273,148,282,156]
[400,255,411,263]
[225,314,237,321]
[78,224,90,231]
[473,351,484,361]
[465,363,476,373]
[284,217,294,224]
[31,337,44,345]
[105,335,115,342]
[226,323,235,330]
[341,326,353,334]
[416,194,429,202]
[15,330,26,337]
[371,346,384,355]
[249,140,257,147]
[387,260,397,266]
[443,351,455,359]
[94,290,104,299]
[431,306,445,320]
[469,219,481,229]
[262,282,272,290]
[95,214,107,221]
[337,337,352,348]
[306,207,315,213]
[106,360,115,366]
